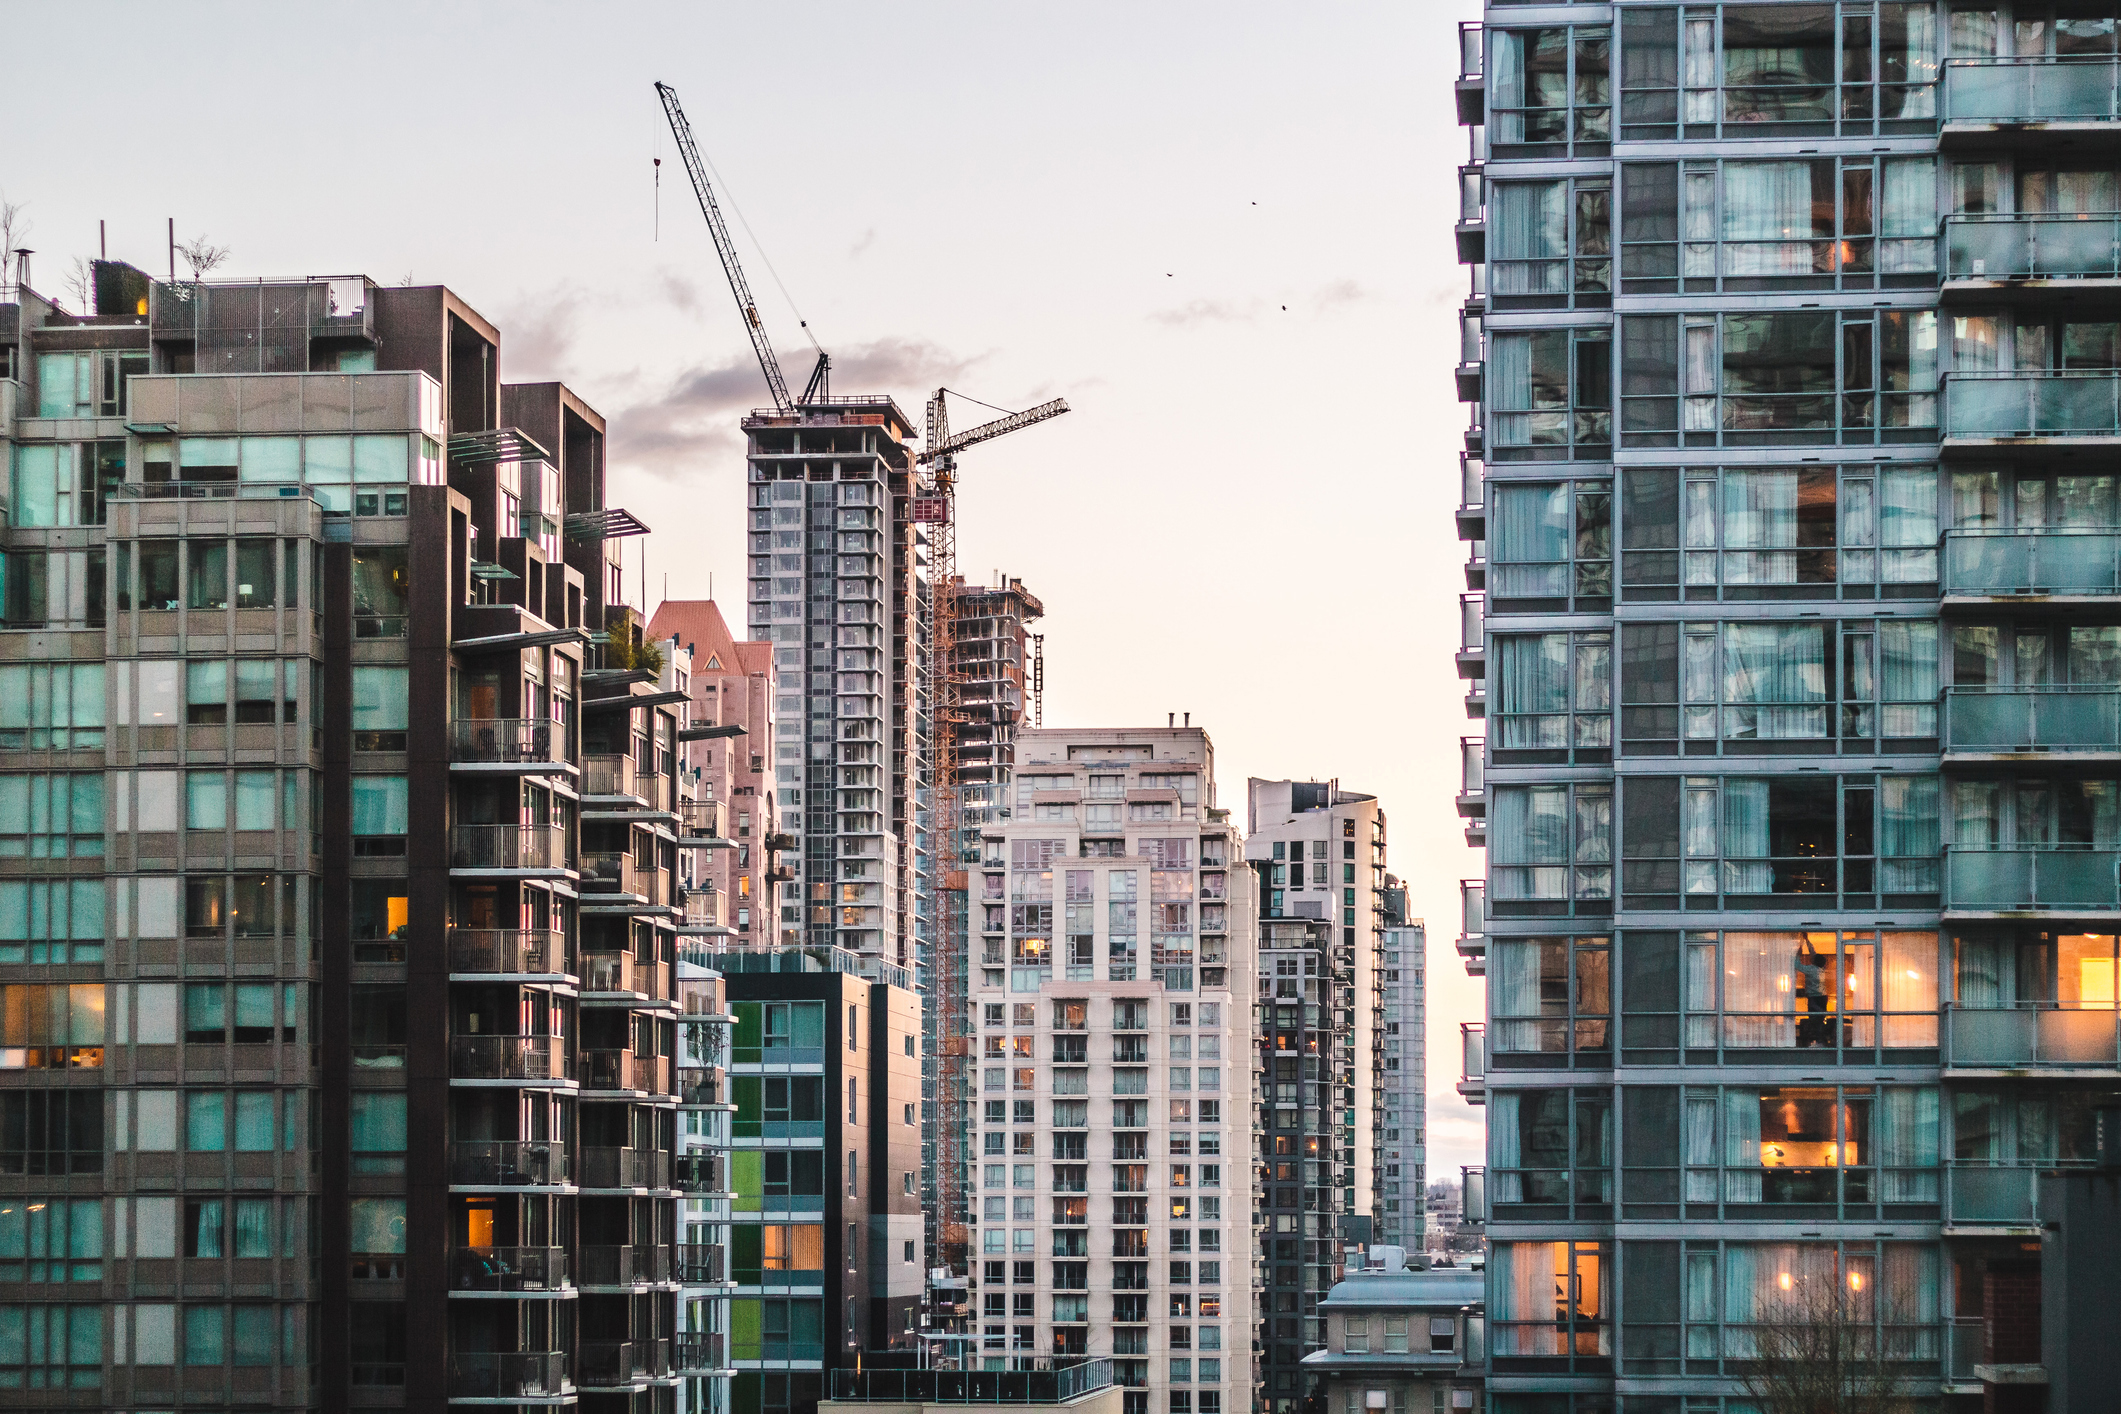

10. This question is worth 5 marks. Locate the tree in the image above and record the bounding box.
[1738,1279,1916,1414]
[0,194,29,282]
[174,234,230,281]
[60,255,93,316]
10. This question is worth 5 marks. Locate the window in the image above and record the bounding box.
[1491,177,1613,310]
[1491,1240,1610,1366]
[0,1198,100,1281]
[352,546,408,638]
[1489,479,1612,609]
[1674,1240,1939,1371]
[352,668,408,751]
[0,1092,99,1175]
[1491,935,1612,1057]
[1490,782,1612,911]
[352,777,407,855]
[1493,632,1612,761]
[0,881,103,965]
[1490,25,1614,157]
[350,1093,406,1174]
[1490,327,1613,461]
[0,1302,100,1385]
[1685,928,1940,1052]
[0,664,103,749]
[0,774,101,860]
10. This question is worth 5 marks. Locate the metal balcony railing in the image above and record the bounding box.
[449,1140,569,1188]
[1947,1317,1984,1384]
[1458,1022,1486,1102]
[450,1034,570,1082]
[1944,54,2121,124]
[1945,373,2121,441]
[450,824,567,872]
[450,1246,569,1292]
[447,928,569,976]
[579,1339,670,1386]
[581,951,646,996]
[676,799,725,840]
[1944,1003,2121,1068]
[1944,526,2121,596]
[579,1146,670,1190]
[678,1243,727,1285]
[679,889,726,929]
[584,753,659,802]
[1944,845,2121,911]
[450,718,562,766]
[1458,738,1485,813]
[1945,685,2121,753]
[677,1065,725,1106]
[582,851,664,904]
[581,1049,668,1095]
[578,1244,671,1287]
[830,1361,1115,1405]
[447,1351,569,1399]
[677,1152,725,1194]
[674,1332,726,1373]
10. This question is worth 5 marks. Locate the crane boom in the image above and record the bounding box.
[655,81,794,415]
[918,398,1069,465]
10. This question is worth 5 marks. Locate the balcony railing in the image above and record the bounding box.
[1944,526,2121,596]
[580,1146,671,1190]
[1458,737,1485,815]
[677,1065,725,1106]
[449,1140,569,1188]
[829,1360,1114,1405]
[1944,1162,2094,1226]
[448,928,569,977]
[1944,845,2121,911]
[582,851,664,904]
[581,1048,669,1095]
[581,951,648,996]
[450,717,563,766]
[677,1243,727,1285]
[1944,1003,2121,1068]
[676,799,725,840]
[448,1351,569,1399]
[679,976,728,1015]
[577,1244,670,1288]
[1946,212,2121,282]
[450,824,567,872]
[1944,55,2121,124]
[1944,372,2121,440]
[450,1246,569,1292]
[1462,1166,1487,1225]
[676,1152,725,1194]
[584,753,659,802]
[679,889,727,930]
[1458,1022,1486,1103]
[1944,685,2121,753]
[580,1339,670,1387]
[450,1034,570,1082]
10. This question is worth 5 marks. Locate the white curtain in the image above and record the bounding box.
[1723,1090,1764,1201]
[1685,1093,1720,1201]
[1497,635,1570,746]
[1954,935,2008,1008]
[1722,470,1800,584]
[1493,484,1571,597]
[1721,779,1773,893]
[1882,1245,1941,1358]
[1722,933,1796,1047]
[1879,621,1940,736]
[1491,942,1541,1054]
[1490,1243,1559,1354]
[1722,623,1828,739]
[1490,1092,1523,1201]
[1493,182,1568,293]
[1722,162,1821,275]
[1878,1088,1940,1202]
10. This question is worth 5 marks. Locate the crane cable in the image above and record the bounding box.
[697,148,824,355]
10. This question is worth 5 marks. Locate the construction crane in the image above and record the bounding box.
[915,389,1067,1282]
[654,80,829,412]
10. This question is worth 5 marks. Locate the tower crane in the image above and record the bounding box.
[915,389,1067,1280]
[654,81,829,411]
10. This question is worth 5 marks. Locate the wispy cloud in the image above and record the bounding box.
[609,336,987,479]
[1148,298,1260,328]
[498,287,589,382]
[1312,278,1368,310]
[849,228,876,259]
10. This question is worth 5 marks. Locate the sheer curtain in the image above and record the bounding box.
[1721,161,1821,276]
[1722,470,1799,583]
[1497,635,1570,746]
[1686,938,1719,1045]
[1722,623,1827,739]
[1491,334,1534,447]
[1685,1251,1719,1357]
[1882,467,1941,582]
[1883,931,1942,1045]
[1879,621,1940,736]
[1719,1246,1759,1357]
[1491,1244,1559,1354]
[1491,942,1543,1053]
[1684,1092,1720,1201]
[1494,484,1571,597]
[1722,933,1795,1047]
[1490,1092,1523,1201]
[1720,779,1773,892]
[1883,776,1944,892]
[1493,182,1568,293]
[1722,1090,1763,1201]
[1882,1245,1941,1358]
[1878,1088,1941,1201]
[1492,32,1527,141]
[1954,935,2008,1008]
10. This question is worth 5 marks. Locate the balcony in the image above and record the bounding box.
[1945,213,2121,299]
[1945,1163,2085,1230]
[580,950,667,1003]
[581,851,667,908]
[677,887,733,936]
[677,1243,728,1286]
[1456,167,1486,268]
[450,824,569,876]
[1457,455,1484,541]
[577,1244,673,1290]
[448,928,571,979]
[1944,372,2121,451]
[1943,55,2121,138]
[1944,686,2121,760]
[676,799,732,848]
[1947,1317,1985,1391]
[1944,845,2121,913]
[581,1048,670,1097]
[830,1360,1115,1405]
[450,1034,571,1086]
[1943,526,2121,599]
[449,1140,571,1189]
[450,1246,570,1294]
[583,753,657,805]
[1943,1004,2120,1071]
[1456,737,1485,820]
[1465,680,1486,720]
[580,1145,672,1191]
[1456,22,1483,125]
[1456,594,1484,679]
[1457,1022,1485,1105]
[1456,310,1483,401]
[1461,1166,1487,1226]
[450,718,569,774]
[677,1065,726,1106]
[579,1340,670,1389]
[447,1351,570,1401]
[674,1332,727,1374]
[1457,879,1486,978]
[676,1152,727,1195]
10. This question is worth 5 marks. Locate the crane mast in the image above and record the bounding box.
[654,81,796,415]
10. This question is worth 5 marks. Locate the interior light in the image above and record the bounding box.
[1779,1272,1792,1291]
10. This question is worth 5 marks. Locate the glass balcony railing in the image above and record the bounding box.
[448,1351,569,1399]
[1943,1003,2121,1067]
[1944,845,2121,910]
[1947,1317,1983,1385]
[1944,55,2121,124]
[448,1140,569,1188]
[1458,1022,1486,1104]
[1461,1166,1487,1225]
[1944,372,2121,440]
[1944,686,2121,752]
[447,928,569,976]
[1943,1163,2095,1225]
[1943,527,2121,596]
[1946,212,2121,282]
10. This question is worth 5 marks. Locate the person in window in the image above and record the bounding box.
[1794,944,1831,1047]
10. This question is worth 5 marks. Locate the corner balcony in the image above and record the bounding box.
[450,718,572,776]
[1456,1021,1485,1105]
[580,1048,671,1100]
[1457,455,1484,541]
[582,753,659,808]
[450,1141,572,1191]
[674,1332,729,1375]
[1943,1003,2120,1072]
[1456,21,1484,125]
[1944,844,2121,915]
[1944,687,2121,762]
[577,1244,676,1292]
[449,825,571,879]
[580,852,669,911]
[450,1034,573,1088]
[1456,312,1483,405]
[1461,1165,1486,1227]
[675,1151,729,1196]
[1944,213,2121,305]
[579,1145,673,1193]
[1456,594,1485,679]
[1457,738,1485,848]
[1943,527,2121,602]
[448,928,573,982]
[1456,167,1486,268]
[676,799,734,850]
[580,950,671,1008]
[677,1243,729,1287]
[447,1351,571,1403]
[1942,55,2121,147]
[449,1246,571,1295]
[1943,372,2121,456]
[676,887,735,937]
[1457,879,1486,979]
[1945,1163,2089,1232]
[579,1340,671,1391]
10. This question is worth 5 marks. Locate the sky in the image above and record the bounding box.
[3,0,1489,1180]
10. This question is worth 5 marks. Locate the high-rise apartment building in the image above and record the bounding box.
[1379,915,1426,1253]
[649,599,788,945]
[743,402,928,969]
[969,725,1257,1414]
[0,265,714,1410]
[1454,7,2121,1408]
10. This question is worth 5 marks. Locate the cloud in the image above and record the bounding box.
[1312,278,1368,310]
[1147,298,1260,328]
[499,288,587,382]
[609,336,986,480]
[849,228,876,259]
[657,269,706,316]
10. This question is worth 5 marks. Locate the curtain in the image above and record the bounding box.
[193,1200,224,1259]
[1491,942,1540,1055]
[1878,1088,1941,1201]
[1491,1244,1559,1355]
[1882,931,1942,1046]
[1494,484,1571,598]
[185,1306,224,1366]
[1880,620,1940,736]
[1492,32,1526,139]
[1882,1246,1941,1358]
[1719,1246,1759,1356]
[1882,467,1941,581]
[1686,939,1719,1044]
[234,1093,275,1152]
[1722,1090,1764,1201]
[233,1200,271,1259]
[1952,471,2001,529]
[1722,470,1799,583]
[1491,1092,1523,1202]
[2069,626,2121,685]
[2054,475,2116,528]
[1685,1251,1718,1357]
[1493,182,1568,293]
[1685,1093,1719,1201]
[1722,623,1827,739]
[1722,162,1822,275]
[1947,779,2000,845]
[1954,935,2007,1008]
[1721,779,1773,893]
[1883,776,1944,892]
[1953,315,2006,372]
[1722,934,1795,1047]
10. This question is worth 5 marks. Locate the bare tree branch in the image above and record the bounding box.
[1738,1278,1918,1414]
[0,195,31,282]
[174,235,230,282]
[61,256,94,316]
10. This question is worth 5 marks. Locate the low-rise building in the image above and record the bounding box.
[1302,1260,1484,1414]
